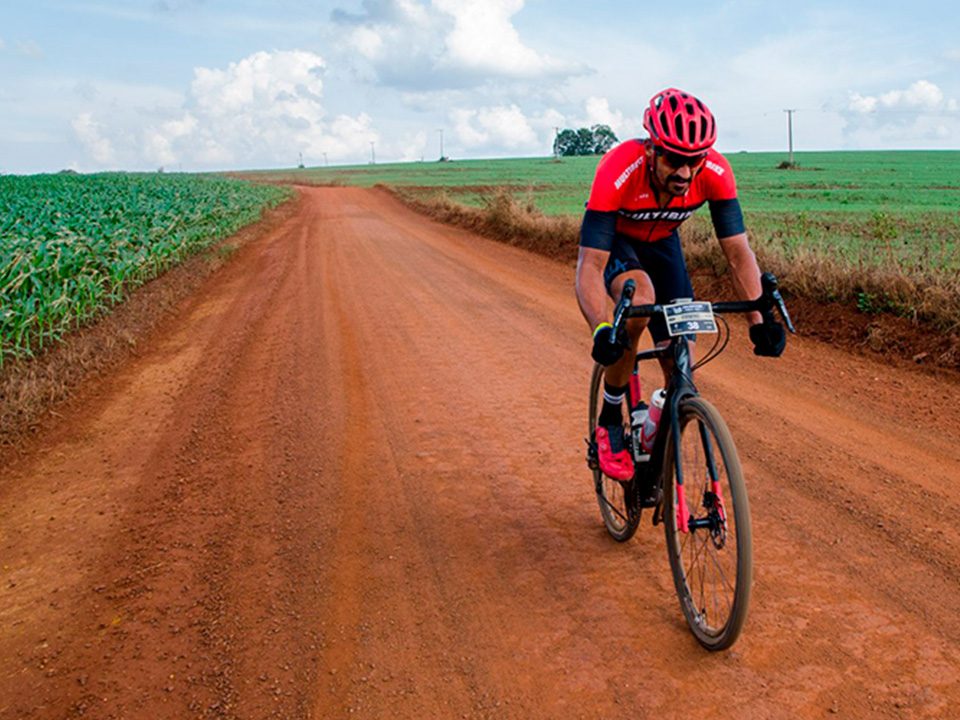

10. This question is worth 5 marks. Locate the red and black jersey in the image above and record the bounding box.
[584,139,740,245]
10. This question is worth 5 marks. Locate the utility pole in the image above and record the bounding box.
[370,141,376,164]
[323,152,328,167]
[436,128,444,160]
[298,151,304,169]
[553,126,560,158]
[783,109,797,165]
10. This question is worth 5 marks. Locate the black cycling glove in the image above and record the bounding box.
[749,320,786,357]
[591,323,628,366]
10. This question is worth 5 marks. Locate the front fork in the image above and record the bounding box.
[671,416,727,536]
[656,338,725,535]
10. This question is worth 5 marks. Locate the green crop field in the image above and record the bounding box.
[0,173,289,363]
[246,149,960,215]
[248,151,960,271]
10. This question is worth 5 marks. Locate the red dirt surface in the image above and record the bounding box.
[2,187,959,719]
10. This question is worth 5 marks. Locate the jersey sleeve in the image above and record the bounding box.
[585,140,644,212]
[708,198,745,238]
[579,209,618,250]
[700,150,738,202]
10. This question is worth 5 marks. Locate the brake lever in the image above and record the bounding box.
[759,272,796,334]
[772,287,796,334]
[610,279,636,343]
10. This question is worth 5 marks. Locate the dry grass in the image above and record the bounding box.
[390,185,581,263]
[389,186,960,369]
[0,193,302,451]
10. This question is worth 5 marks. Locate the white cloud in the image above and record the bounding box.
[569,97,640,142]
[581,97,622,129]
[16,40,43,58]
[144,113,197,167]
[350,26,384,59]
[0,37,44,58]
[331,0,584,90]
[451,104,537,150]
[848,93,878,114]
[880,80,943,110]
[71,113,116,165]
[434,0,573,78]
[191,50,323,116]
[847,80,953,114]
[842,80,960,148]
[395,130,429,161]
[73,50,380,169]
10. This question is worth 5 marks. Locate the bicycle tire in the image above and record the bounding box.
[662,396,752,650]
[589,363,640,542]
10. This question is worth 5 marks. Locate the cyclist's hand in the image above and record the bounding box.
[749,319,786,357]
[591,323,628,366]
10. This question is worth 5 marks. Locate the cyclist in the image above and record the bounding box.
[575,87,785,481]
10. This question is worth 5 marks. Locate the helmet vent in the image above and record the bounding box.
[643,87,716,153]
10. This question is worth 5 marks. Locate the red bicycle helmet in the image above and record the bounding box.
[643,88,716,155]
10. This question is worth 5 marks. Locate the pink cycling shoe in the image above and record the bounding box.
[595,425,635,481]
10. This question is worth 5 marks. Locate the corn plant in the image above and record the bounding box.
[0,173,289,363]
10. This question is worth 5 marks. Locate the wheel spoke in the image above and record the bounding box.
[599,482,628,525]
[707,544,737,597]
[664,397,751,649]
[590,365,640,542]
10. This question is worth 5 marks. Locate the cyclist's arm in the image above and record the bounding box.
[718,232,763,326]
[707,195,762,325]
[576,246,610,330]
[576,209,617,330]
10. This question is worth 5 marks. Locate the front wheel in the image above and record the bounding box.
[662,396,752,650]
[589,364,640,542]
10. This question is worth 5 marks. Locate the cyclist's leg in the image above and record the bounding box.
[603,240,655,387]
[594,240,654,480]
[634,231,696,386]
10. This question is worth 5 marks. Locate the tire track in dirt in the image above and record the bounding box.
[2,186,959,719]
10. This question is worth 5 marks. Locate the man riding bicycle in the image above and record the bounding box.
[575,87,786,481]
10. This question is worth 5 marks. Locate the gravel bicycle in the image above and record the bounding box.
[586,272,794,650]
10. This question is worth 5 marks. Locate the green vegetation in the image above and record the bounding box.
[0,173,289,363]
[248,149,959,219]
[249,150,960,332]
[245,155,595,215]
[553,124,618,157]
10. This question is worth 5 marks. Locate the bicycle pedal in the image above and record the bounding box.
[584,438,599,470]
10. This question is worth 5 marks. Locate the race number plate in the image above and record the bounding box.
[663,300,717,336]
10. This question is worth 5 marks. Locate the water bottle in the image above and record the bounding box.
[630,401,650,462]
[641,388,666,452]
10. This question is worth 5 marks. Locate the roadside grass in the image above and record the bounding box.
[248,150,960,337]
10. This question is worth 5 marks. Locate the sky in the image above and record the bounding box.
[1,0,958,173]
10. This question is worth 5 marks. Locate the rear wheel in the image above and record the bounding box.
[589,364,640,542]
[662,396,751,650]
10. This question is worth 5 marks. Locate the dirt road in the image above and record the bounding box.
[2,187,959,719]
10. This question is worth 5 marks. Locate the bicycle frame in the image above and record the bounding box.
[628,336,700,529]
[595,272,794,528]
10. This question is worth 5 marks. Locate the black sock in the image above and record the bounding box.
[599,382,628,426]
